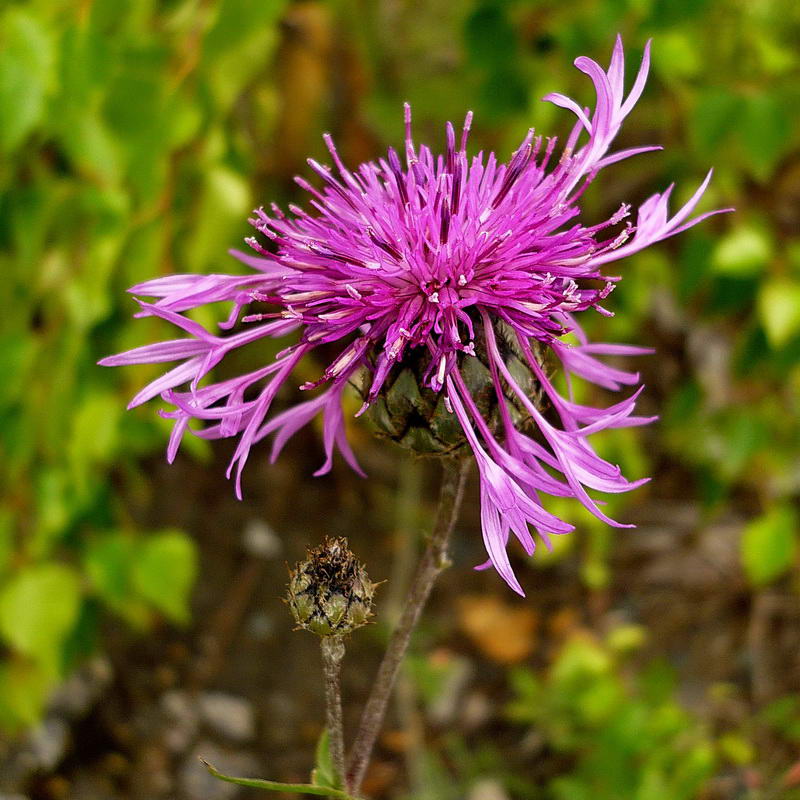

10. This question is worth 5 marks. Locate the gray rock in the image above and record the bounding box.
[460,690,492,731]
[180,742,259,800]
[687,323,731,411]
[245,612,275,642]
[26,718,70,771]
[198,692,256,743]
[129,743,173,798]
[427,656,473,726]
[68,771,119,800]
[468,779,510,800]
[242,520,282,559]
[2,717,71,788]
[262,692,298,747]
[160,690,199,753]
[48,656,113,720]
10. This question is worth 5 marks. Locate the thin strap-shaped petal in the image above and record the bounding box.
[542,93,593,132]
[619,39,652,119]
[99,338,209,366]
[128,358,204,409]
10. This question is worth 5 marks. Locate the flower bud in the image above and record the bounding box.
[365,323,545,456]
[287,538,376,637]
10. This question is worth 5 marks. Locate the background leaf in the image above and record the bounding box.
[741,506,798,587]
[131,530,198,624]
[0,563,82,670]
[0,8,54,153]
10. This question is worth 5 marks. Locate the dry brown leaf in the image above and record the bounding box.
[783,761,800,788]
[457,595,538,664]
[361,760,400,796]
[548,606,581,640]
[381,729,411,754]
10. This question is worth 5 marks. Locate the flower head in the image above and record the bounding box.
[101,37,729,595]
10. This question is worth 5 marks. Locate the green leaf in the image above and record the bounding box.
[72,392,125,460]
[0,507,13,577]
[481,68,528,116]
[0,332,36,411]
[740,93,792,181]
[741,506,798,587]
[184,165,251,271]
[84,532,149,628]
[759,695,800,742]
[718,411,768,483]
[677,234,713,301]
[650,0,710,26]
[56,110,121,185]
[57,23,108,108]
[690,90,739,158]
[464,4,518,68]
[201,0,287,111]
[68,391,122,495]
[652,31,700,81]
[166,93,203,150]
[311,728,338,789]
[203,760,362,798]
[0,8,54,152]
[758,279,800,348]
[0,658,54,730]
[718,733,754,765]
[132,530,198,624]
[0,563,82,669]
[31,467,73,558]
[85,533,133,609]
[711,226,772,277]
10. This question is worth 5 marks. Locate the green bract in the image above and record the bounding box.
[287,538,376,637]
[366,323,544,456]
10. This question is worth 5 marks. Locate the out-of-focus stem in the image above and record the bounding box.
[321,636,347,791]
[345,458,470,793]
[387,458,426,790]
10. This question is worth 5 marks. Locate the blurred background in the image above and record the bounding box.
[1,0,799,798]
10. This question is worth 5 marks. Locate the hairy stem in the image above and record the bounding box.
[321,636,347,790]
[345,457,470,793]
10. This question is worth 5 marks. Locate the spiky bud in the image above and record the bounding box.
[287,538,376,637]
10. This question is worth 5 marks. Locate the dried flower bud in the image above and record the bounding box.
[287,538,376,637]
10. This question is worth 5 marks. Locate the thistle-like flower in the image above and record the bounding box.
[101,37,729,595]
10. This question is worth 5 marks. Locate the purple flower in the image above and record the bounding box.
[101,37,729,595]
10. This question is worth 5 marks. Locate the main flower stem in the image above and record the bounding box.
[345,457,470,793]
[321,636,347,789]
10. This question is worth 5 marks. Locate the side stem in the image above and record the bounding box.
[321,636,347,790]
[345,457,470,793]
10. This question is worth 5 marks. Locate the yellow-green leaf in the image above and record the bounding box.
[741,507,797,587]
[0,563,82,668]
[758,279,800,347]
[132,530,197,624]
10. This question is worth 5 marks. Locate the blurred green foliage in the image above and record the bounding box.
[0,1,798,794]
[402,628,786,799]
[0,0,288,728]
[506,631,719,800]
